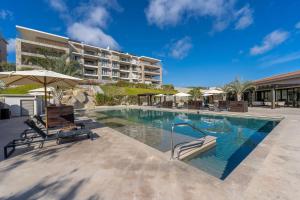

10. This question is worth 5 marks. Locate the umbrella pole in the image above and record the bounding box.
[44,77,48,134]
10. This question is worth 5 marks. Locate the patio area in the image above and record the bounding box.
[0,107,300,199]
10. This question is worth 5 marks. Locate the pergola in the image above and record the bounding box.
[137,93,157,106]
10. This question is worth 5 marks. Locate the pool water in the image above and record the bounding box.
[91,109,279,179]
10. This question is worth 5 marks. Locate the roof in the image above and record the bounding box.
[254,70,300,85]
[16,25,161,62]
[139,56,161,62]
[16,25,69,42]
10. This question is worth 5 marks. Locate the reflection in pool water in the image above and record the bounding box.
[90,109,279,179]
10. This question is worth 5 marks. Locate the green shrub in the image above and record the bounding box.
[126,96,139,105]
[161,84,174,91]
[95,93,124,106]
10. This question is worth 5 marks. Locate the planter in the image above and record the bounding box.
[229,101,248,112]
[47,105,74,128]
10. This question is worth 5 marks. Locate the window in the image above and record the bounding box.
[102,69,110,75]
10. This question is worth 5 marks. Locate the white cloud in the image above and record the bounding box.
[67,23,119,49]
[234,5,253,30]
[47,0,120,49]
[78,6,110,28]
[169,37,192,59]
[7,38,16,53]
[145,0,253,32]
[295,21,300,29]
[250,30,289,56]
[48,0,67,12]
[260,51,300,67]
[0,9,13,20]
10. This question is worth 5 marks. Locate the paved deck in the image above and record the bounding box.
[0,107,300,199]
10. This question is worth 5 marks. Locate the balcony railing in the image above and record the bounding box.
[84,62,98,66]
[84,51,97,56]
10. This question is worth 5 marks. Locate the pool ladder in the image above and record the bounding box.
[170,123,207,160]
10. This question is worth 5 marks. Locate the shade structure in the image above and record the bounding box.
[174,92,191,97]
[0,70,82,133]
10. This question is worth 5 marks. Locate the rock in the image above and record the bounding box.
[74,90,87,104]
[92,86,104,94]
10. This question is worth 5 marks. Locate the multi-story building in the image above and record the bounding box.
[0,35,8,63]
[15,26,162,85]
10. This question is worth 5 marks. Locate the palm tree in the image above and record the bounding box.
[188,87,202,100]
[225,78,254,101]
[0,62,16,72]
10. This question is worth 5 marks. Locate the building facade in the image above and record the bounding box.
[252,70,300,108]
[0,36,8,63]
[15,26,162,85]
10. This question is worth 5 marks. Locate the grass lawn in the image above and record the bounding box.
[0,84,40,94]
[101,85,176,96]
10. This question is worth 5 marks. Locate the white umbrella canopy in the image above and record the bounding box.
[174,92,191,97]
[155,94,166,97]
[0,70,82,133]
[0,70,82,87]
[202,88,225,97]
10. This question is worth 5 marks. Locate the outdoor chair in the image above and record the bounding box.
[4,119,93,159]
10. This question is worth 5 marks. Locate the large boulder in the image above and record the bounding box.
[84,96,95,109]
[73,89,87,104]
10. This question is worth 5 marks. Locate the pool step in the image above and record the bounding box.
[166,135,217,160]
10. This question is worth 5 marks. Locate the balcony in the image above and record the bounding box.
[99,53,110,59]
[111,55,119,61]
[119,57,131,64]
[112,73,119,77]
[141,61,161,68]
[144,69,160,75]
[101,65,111,69]
[84,50,97,56]
[84,61,98,68]
[119,68,130,72]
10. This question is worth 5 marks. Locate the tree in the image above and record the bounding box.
[225,78,254,101]
[0,62,16,72]
[188,87,202,100]
[161,84,174,91]
[28,48,82,77]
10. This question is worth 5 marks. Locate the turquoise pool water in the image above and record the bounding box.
[92,109,279,179]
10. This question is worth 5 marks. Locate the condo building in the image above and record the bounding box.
[0,36,8,63]
[15,26,162,85]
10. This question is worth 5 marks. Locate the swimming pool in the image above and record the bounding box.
[91,109,279,179]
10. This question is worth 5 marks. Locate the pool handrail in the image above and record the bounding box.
[171,123,207,159]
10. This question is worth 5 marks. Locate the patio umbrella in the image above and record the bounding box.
[202,88,225,95]
[174,92,192,97]
[174,92,191,105]
[0,70,82,133]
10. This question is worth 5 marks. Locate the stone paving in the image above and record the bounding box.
[0,107,299,199]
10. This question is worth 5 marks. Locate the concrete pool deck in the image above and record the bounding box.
[0,107,300,199]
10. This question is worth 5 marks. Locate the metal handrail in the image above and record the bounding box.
[170,123,207,159]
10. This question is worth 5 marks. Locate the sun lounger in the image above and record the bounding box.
[4,119,93,159]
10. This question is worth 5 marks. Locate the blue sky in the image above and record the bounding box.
[1,0,300,87]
